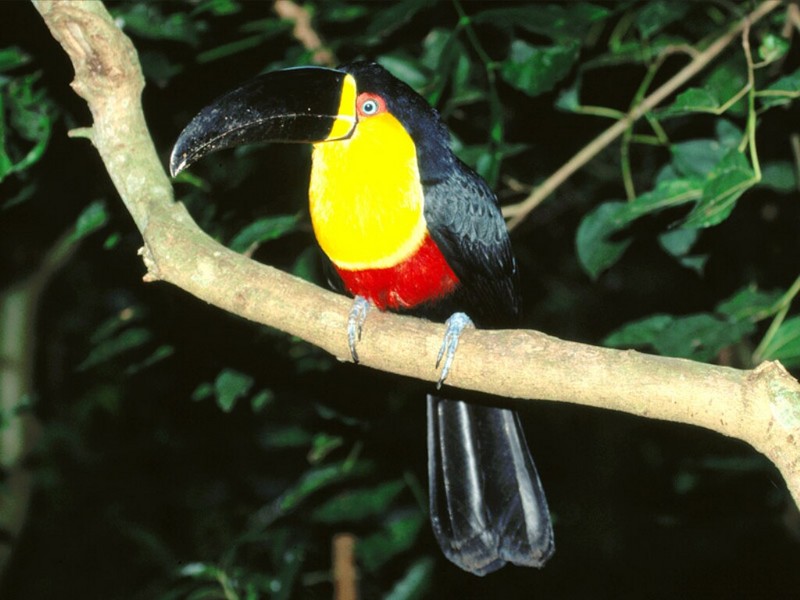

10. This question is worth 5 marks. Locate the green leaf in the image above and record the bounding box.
[658,228,707,273]
[760,161,797,193]
[197,20,291,63]
[192,0,242,17]
[1,72,56,181]
[605,313,754,362]
[212,368,254,412]
[114,4,203,45]
[126,344,175,374]
[378,54,429,92]
[759,67,800,109]
[384,557,435,600]
[758,33,790,64]
[358,511,425,572]
[0,47,30,72]
[307,433,344,464]
[662,86,724,116]
[758,316,800,368]
[716,286,782,321]
[575,177,701,277]
[636,0,691,38]
[682,149,755,228]
[229,214,300,253]
[604,314,673,348]
[258,425,312,449]
[363,0,430,43]
[278,460,374,513]
[474,4,610,39]
[77,327,153,371]
[500,40,580,97]
[671,139,729,178]
[311,480,405,523]
[575,202,632,279]
[250,389,274,412]
[68,200,108,244]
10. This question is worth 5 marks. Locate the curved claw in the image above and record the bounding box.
[436,312,474,389]
[347,296,371,363]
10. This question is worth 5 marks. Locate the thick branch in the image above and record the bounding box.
[32,0,800,508]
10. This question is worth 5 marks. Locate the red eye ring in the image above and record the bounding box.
[357,93,386,117]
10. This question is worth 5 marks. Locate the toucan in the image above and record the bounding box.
[170,61,554,576]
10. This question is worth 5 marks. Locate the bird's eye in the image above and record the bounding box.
[362,99,379,114]
[357,93,385,117]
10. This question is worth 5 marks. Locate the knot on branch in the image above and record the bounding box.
[39,1,143,101]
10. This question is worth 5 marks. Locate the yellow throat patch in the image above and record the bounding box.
[309,111,427,271]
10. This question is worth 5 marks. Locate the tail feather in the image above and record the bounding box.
[427,395,554,576]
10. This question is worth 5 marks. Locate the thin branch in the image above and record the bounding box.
[273,0,336,67]
[503,0,783,229]
[31,0,800,511]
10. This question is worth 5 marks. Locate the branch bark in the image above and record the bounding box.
[32,0,800,509]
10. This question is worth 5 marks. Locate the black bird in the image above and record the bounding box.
[171,61,554,575]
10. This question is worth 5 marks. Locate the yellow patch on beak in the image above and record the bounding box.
[326,74,357,141]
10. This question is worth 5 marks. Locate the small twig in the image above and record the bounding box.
[332,533,358,600]
[504,0,782,228]
[273,0,336,67]
[791,133,800,191]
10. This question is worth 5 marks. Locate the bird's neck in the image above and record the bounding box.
[309,112,427,271]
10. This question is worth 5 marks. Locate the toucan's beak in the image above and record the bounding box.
[169,67,357,177]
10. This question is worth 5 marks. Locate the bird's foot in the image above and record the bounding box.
[435,312,474,389]
[347,296,371,363]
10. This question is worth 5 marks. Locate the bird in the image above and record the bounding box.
[170,60,554,576]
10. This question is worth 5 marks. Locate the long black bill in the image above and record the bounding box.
[170,67,356,177]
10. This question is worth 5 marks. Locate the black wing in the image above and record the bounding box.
[422,160,521,329]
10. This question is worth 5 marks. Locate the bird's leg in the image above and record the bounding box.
[347,295,371,363]
[435,312,474,389]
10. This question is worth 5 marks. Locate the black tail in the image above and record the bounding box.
[427,395,554,576]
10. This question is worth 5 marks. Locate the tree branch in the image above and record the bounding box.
[503,0,783,229]
[32,0,800,508]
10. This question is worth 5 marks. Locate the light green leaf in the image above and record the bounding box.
[474,4,610,39]
[0,47,30,72]
[682,150,755,228]
[576,202,631,279]
[758,316,800,368]
[605,313,754,362]
[758,33,790,64]
[77,327,153,371]
[358,511,425,572]
[636,0,691,38]
[114,4,203,45]
[500,40,580,97]
[229,214,300,253]
[213,368,254,412]
[363,0,430,42]
[759,67,800,109]
[278,460,374,513]
[716,286,782,321]
[384,557,435,600]
[311,480,405,523]
[760,161,797,192]
[68,200,108,244]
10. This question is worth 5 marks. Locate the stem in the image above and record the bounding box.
[753,275,800,363]
[453,0,504,186]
